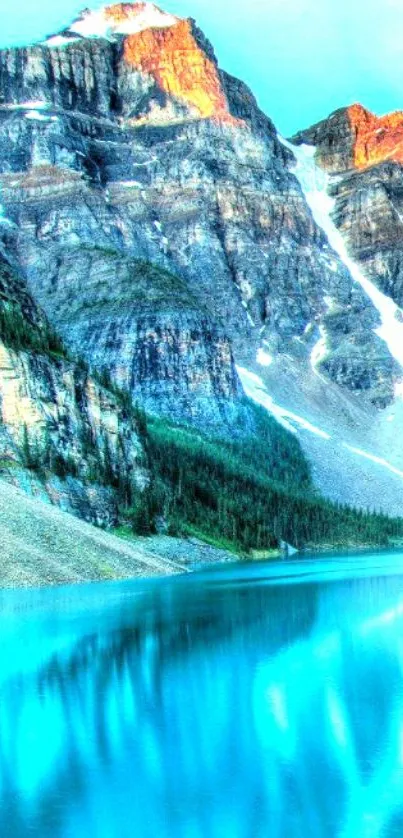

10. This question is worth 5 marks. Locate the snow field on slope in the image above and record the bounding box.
[279,135,403,374]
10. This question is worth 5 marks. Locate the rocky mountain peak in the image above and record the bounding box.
[104,2,178,29]
[348,104,403,170]
[121,18,241,124]
[292,102,403,173]
[41,2,241,125]
[45,2,179,45]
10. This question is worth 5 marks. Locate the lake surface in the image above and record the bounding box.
[2,552,403,837]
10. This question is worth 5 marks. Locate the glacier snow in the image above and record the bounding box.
[237,366,331,439]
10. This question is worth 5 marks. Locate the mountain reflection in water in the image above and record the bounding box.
[1,556,403,837]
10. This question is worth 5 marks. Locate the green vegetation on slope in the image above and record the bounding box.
[0,257,67,359]
[126,404,403,552]
[0,304,67,359]
[2,252,403,555]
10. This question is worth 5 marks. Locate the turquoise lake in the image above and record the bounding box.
[2,553,403,836]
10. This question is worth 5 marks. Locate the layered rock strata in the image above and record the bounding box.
[0,2,394,417]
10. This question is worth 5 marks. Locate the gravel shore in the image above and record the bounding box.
[0,480,186,588]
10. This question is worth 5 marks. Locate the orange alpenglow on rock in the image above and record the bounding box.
[348,103,403,170]
[105,1,148,20]
[120,15,241,124]
[48,3,243,126]
[104,1,175,29]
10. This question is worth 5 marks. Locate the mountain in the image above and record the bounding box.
[1,1,403,557]
[0,3,384,406]
[292,104,403,173]
[292,104,403,310]
[287,104,403,509]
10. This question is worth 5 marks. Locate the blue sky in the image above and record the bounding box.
[1,0,403,134]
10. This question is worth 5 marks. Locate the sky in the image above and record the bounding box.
[1,0,403,135]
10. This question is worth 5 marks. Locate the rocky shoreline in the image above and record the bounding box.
[0,479,183,588]
[0,478,243,589]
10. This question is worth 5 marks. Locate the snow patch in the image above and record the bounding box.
[25,111,58,122]
[237,366,331,439]
[52,3,179,43]
[1,101,51,111]
[310,325,328,374]
[108,3,178,35]
[256,348,273,367]
[115,180,142,189]
[343,444,403,479]
[43,35,80,47]
[279,135,403,369]
[69,8,114,39]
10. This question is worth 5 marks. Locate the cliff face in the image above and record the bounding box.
[119,17,241,124]
[0,1,393,419]
[292,105,403,310]
[292,104,403,173]
[0,251,146,526]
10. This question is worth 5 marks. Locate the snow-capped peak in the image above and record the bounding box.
[44,2,179,46]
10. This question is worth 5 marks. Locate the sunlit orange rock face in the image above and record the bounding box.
[105,2,148,22]
[122,19,240,125]
[348,104,403,170]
